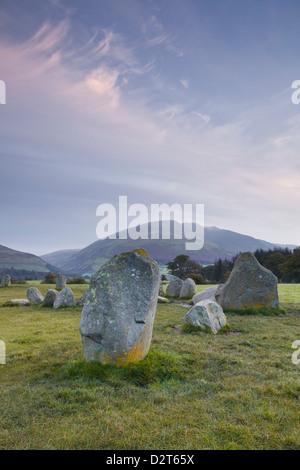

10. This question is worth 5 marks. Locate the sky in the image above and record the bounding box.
[0,0,300,255]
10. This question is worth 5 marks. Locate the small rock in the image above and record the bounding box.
[158,296,170,303]
[6,299,29,306]
[53,287,75,309]
[166,277,184,297]
[192,285,223,305]
[180,278,196,298]
[27,287,44,305]
[43,289,59,307]
[184,299,227,334]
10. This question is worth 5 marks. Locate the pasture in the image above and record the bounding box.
[0,283,299,450]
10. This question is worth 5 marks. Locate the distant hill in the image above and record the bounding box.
[41,249,80,269]
[54,223,296,276]
[0,244,59,279]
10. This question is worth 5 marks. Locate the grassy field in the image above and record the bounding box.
[0,283,299,450]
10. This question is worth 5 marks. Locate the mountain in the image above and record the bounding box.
[0,244,59,279]
[55,223,296,276]
[41,249,80,269]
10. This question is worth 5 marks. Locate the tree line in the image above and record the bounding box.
[166,247,300,284]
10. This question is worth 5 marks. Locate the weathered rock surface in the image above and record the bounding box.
[192,285,222,305]
[43,289,59,307]
[79,249,160,365]
[166,277,184,297]
[1,275,11,287]
[216,252,279,310]
[184,299,227,334]
[27,287,44,304]
[180,278,196,298]
[56,272,66,290]
[53,287,75,309]
[77,289,89,307]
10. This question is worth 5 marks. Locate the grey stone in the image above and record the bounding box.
[56,272,66,290]
[43,289,59,306]
[192,285,223,305]
[158,296,170,303]
[216,252,279,310]
[79,249,160,365]
[6,299,29,306]
[184,299,227,334]
[180,278,196,298]
[27,287,44,304]
[1,275,11,287]
[166,277,184,297]
[77,289,89,307]
[53,287,75,309]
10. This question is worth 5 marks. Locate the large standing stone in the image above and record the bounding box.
[1,275,11,287]
[180,278,196,298]
[79,249,160,365]
[27,287,44,304]
[53,287,75,309]
[166,277,184,297]
[43,289,59,307]
[184,299,227,334]
[77,289,89,307]
[216,252,279,310]
[56,272,66,290]
[192,285,222,305]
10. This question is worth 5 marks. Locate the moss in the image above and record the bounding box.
[181,323,214,335]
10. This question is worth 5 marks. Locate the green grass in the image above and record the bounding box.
[0,283,299,450]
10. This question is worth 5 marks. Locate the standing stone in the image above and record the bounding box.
[184,299,227,334]
[166,277,184,297]
[53,287,75,309]
[180,278,196,298]
[79,249,160,365]
[27,287,44,304]
[43,289,59,307]
[159,283,165,296]
[56,272,66,290]
[1,275,11,287]
[192,285,223,305]
[216,252,280,310]
[77,289,89,307]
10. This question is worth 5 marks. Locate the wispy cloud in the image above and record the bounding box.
[180,79,189,89]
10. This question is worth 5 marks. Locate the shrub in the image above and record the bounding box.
[42,273,56,284]
[66,277,88,285]
[185,273,206,284]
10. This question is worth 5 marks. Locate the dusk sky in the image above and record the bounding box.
[0,0,300,255]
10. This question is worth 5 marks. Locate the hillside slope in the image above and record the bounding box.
[58,223,295,275]
[0,244,59,278]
